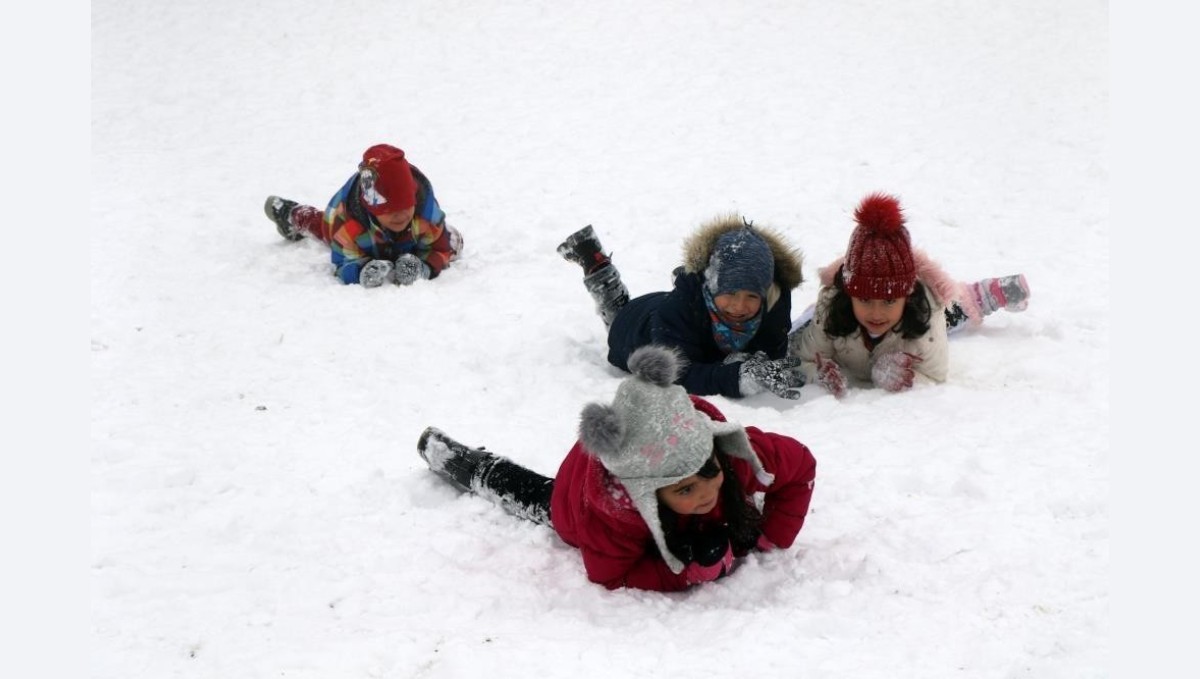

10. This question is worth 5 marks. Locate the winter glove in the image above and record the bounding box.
[359,259,394,288]
[738,351,804,400]
[723,351,751,365]
[756,534,778,552]
[814,352,848,399]
[683,525,735,585]
[871,352,922,392]
[393,253,432,286]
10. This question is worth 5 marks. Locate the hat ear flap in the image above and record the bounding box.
[579,402,623,457]
[711,422,775,486]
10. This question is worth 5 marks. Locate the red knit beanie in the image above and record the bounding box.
[358,144,417,216]
[842,192,916,299]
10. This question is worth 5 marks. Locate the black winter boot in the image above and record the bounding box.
[264,195,304,241]
[417,427,556,525]
[584,264,631,327]
[418,426,496,493]
[557,225,612,275]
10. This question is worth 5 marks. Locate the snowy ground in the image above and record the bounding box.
[84,1,1109,677]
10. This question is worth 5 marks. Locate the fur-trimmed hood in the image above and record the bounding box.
[681,214,805,291]
[817,249,959,308]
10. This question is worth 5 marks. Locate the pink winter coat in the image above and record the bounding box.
[790,250,961,388]
[549,396,817,592]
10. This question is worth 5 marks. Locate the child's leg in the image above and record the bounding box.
[263,196,331,244]
[583,265,630,327]
[944,301,974,334]
[970,274,1030,314]
[945,274,1031,334]
[557,225,631,327]
[418,427,553,526]
[790,303,816,334]
[474,458,554,525]
[786,303,816,356]
[289,204,331,243]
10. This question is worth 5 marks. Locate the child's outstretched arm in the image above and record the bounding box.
[408,217,456,278]
[898,289,950,384]
[744,427,817,549]
[329,218,378,285]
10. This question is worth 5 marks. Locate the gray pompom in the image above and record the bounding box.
[578,402,623,456]
[626,345,683,387]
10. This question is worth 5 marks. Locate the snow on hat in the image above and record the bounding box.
[704,227,775,298]
[359,144,417,216]
[577,345,774,574]
[842,192,916,299]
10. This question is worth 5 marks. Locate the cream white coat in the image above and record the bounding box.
[789,250,970,389]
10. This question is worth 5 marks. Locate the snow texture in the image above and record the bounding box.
[89,1,1109,677]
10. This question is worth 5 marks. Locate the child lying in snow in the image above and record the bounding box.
[417,345,817,592]
[789,192,1030,395]
[264,143,463,287]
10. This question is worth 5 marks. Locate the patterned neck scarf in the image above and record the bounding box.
[703,287,763,354]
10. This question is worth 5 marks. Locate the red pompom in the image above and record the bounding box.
[854,192,905,234]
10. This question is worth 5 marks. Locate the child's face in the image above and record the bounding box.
[713,290,763,324]
[374,206,416,232]
[656,458,724,515]
[851,297,906,338]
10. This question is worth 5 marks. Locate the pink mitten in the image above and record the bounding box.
[756,534,778,552]
[684,542,734,585]
[814,353,848,398]
[871,352,922,392]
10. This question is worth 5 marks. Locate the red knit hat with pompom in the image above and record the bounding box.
[842,192,916,299]
[358,144,417,216]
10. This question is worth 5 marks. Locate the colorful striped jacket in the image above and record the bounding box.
[322,165,455,284]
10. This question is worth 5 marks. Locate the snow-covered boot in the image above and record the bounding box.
[446,224,465,262]
[557,225,612,275]
[971,274,1030,314]
[945,274,1031,334]
[583,263,630,327]
[418,426,497,493]
[264,195,304,241]
[558,225,630,326]
[417,427,554,525]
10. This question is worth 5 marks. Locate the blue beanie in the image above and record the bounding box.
[704,228,774,297]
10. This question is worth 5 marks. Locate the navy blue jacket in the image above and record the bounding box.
[607,268,793,398]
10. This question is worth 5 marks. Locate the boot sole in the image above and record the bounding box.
[417,426,483,493]
[264,196,304,241]
[416,426,444,464]
[556,224,597,260]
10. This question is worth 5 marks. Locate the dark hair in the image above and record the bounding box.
[823,266,931,339]
[659,450,765,563]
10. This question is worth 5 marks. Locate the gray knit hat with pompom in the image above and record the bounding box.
[577,345,774,574]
